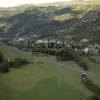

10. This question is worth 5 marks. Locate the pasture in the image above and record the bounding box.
[0,44,92,100]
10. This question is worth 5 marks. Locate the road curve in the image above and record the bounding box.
[41,57,100,80]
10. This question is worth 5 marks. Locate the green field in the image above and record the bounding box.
[81,57,100,75]
[0,44,92,100]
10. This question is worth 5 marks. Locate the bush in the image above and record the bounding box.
[56,49,74,61]
[8,59,14,67]
[82,79,100,96]
[0,60,9,73]
[13,58,29,68]
[87,95,100,100]
[75,57,89,71]
[83,63,88,71]
[0,52,4,63]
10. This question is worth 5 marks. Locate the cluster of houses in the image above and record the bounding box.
[1,34,100,55]
[34,38,100,55]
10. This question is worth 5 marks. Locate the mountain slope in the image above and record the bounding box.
[0,0,100,42]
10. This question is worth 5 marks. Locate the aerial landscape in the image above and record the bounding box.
[0,0,100,100]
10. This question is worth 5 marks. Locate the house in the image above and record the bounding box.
[36,39,48,44]
[13,38,26,42]
[12,37,27,46]
[83,45,99,55]
[83,48,89,54]
[80,38,89,43]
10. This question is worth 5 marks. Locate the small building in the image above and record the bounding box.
[83,48,89,54]
[13,38,26,42]
[83,45,99,55]
[12,37,27,46]
[80,38,89,43]
[36,39,48,44]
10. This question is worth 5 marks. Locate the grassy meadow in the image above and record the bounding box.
[0,44,93,100]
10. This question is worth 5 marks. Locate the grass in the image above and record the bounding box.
[81,56,100,86]
[0,44,92,100]
[0,44,33,61]
[82,57,100,75]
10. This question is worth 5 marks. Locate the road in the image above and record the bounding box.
[41,57,100,80]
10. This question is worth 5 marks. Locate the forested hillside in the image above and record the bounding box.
[0,0,100,42]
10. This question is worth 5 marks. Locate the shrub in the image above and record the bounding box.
[0,52,4,63]
[13,58,29,68]
[87,95,100,100]
[82,79,100,96]
[82,63,88,71]
[0,60,9,73]
[8,59,14,67]
[56,49,74,61]
[75,57,89,71]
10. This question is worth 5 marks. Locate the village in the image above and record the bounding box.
[1,33,100,56]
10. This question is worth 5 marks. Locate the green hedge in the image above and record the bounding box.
[11,58,29,68]
[87,95,100,100]
[82,78,100,97]
[0,52,4,63]
[0,60,9,73]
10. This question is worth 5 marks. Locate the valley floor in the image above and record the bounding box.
[0,44,99,100]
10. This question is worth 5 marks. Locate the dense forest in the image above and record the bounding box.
[0,0,100,42]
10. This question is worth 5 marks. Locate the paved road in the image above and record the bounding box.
[41,57,100,80]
